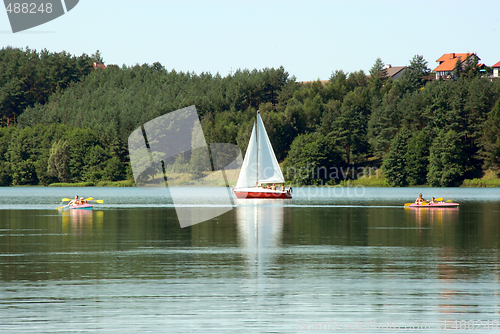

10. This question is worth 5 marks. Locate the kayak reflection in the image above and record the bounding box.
[61,209,98,231]
[405,206,459,226]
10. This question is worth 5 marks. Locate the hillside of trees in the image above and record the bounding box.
[1,47,500,186]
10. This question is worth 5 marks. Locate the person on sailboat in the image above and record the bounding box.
[271,183,276,190]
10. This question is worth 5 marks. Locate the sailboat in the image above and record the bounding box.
[233,111,292,199]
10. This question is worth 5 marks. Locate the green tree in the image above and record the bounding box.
[0,127,16,185]
[369,57,387,78]
[83,144,110,182]
[408,54,431,77]
[282,132,343,185]
[330,88,370,164]
[8,127,39,185]
[368,85,403,157]
[452,57,463,80]
[481,98,500,169]
[405,130,430,185]
[90,50,104,64]
[47,139,70,182]
[427,130,465,187]
[462,54,481,80]
[64,128,100,182]
[0,47,93,126]
[382,127,412,186]
[102,156,125,181]
[189,147,212,179]
[398,55,431,93]
[11,159,37,185]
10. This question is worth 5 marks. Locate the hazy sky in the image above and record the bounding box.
[2,0,499,81]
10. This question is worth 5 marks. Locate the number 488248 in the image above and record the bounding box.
[5,3,53,14]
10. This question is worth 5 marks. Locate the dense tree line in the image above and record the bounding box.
[0,124,126,186]
[0,47,102,126]
[382,76,500,186]
[1,47,500,186]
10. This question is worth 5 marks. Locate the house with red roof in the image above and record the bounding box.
[433,53,480,80]
[93,62,106,70]
[492,61,500,78]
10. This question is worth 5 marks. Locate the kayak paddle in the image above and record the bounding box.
[88,199,104,204]
[435,198,453,203]
[63,197,92,201]
[404,202,427,206]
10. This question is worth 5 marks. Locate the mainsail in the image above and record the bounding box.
[236,112,285,188]
[256,113,285,184]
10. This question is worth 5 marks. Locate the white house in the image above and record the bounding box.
[433,53,480,80]
[493,61,500,78]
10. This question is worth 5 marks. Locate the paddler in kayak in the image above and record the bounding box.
[429,197,436,204]
[415,193,427,204]
[69,195,87,205]
[68,195,79,206]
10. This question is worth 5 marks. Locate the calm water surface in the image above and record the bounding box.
[0,187,499,333]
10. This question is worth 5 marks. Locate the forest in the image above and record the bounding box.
[1,46,500,187]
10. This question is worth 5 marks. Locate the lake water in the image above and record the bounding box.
[0,187,499,333]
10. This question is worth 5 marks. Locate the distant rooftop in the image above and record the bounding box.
[93,62,107,70]
[433,53,477,72]
[299,80,329,85]
[383,65,406,79]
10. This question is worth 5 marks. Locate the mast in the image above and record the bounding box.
[256,110,259,186]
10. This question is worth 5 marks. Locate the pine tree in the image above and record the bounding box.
[398,55,431,93]
[405,130,430,185]
[427,130,465,187]
[481,98,500,169]
[330,88,370,164]
[382,127,412,186]
[369,57,387,78]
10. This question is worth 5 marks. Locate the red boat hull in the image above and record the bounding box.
[234,188,292,199]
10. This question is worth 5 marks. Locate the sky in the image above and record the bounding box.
[1,0,499,82]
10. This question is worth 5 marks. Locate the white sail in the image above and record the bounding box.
[236,122,258,188]
[256,113,285,185]
[235,112,285,189]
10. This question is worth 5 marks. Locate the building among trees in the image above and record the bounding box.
[382,65,406,79]
[433,53,481,80]
[493,61,500,78]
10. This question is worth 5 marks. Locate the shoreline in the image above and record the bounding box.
[2,171,499,188]
[3,182,499,188]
